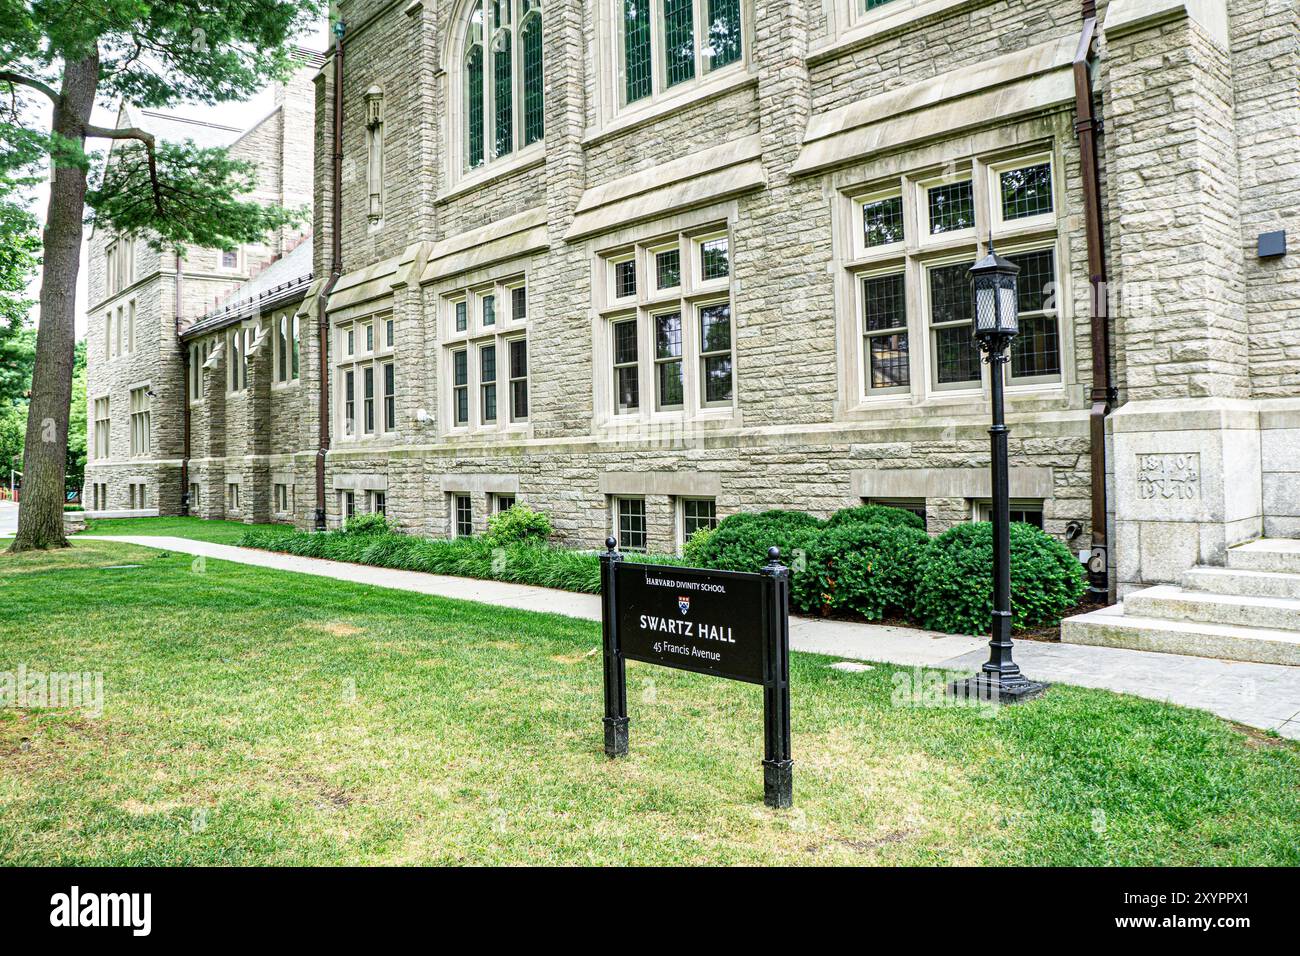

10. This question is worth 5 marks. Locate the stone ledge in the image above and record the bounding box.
[597,471,723,497]
[438,474,519,495]
[1104,0,1228,48]
[850,467,1055,500]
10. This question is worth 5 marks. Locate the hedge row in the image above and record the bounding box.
[688,505,1085,634]
[239,504,1085,635]
[240,511,684,595]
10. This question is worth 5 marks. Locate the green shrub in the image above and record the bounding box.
[914,522,1086,635]
[693,510,825,598]
[681,525,715,565]
[825,504,924,532]
[237,525,686,596]
[483,504,552,547]
[794,522,931,619]
[340,512,397,536]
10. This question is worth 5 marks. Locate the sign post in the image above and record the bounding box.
[598,538,793,808]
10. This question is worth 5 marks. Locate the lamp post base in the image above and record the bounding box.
[947,672,1048,705]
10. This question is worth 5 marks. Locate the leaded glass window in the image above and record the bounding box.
[699,302,733,404]
[928,261,980,386]
[624,0,652,103]
[1000,162,1053,221]
[522,12,544,146]
[453,348,470,425]
[480,344,498,424]
[615,259,637,298]
[509,338,529,421]
[706,0,742,70]
[863,195,904,247]
[700,236,729,280]
[1005,248,1060,380]
[621,0,744,106]
[493,28,513,160]
[655,248,681,289]
[863,273,909,391]
[663,0,696,87]
[463,0,545,172]
[613,318,640,412]
[655,312,684,410]
[928,180,975,235]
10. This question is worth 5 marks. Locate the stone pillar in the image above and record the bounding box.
[198,345,227,520]
[1105,0,1260,592]
[243,325,273,524]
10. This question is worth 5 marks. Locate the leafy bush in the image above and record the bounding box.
[914,522,1086,635]
[825,504,924,532]
[483,504,552,547]
[794,522,931,619]
[681,525,715,565]
[339,512,397,536]
[692,509,825,599]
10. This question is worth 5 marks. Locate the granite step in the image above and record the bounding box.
[1226,538,1300,575]
[1125,584,1300,632]
[1061,603,1300,666]
[1183,566,1300,600]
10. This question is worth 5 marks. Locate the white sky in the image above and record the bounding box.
[17,19,329,340]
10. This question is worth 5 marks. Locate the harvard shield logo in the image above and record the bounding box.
[678,596,691,615]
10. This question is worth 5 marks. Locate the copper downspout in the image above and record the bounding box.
[177,251,191,516]
[1073,8,1116,603]
[315,20,345,531]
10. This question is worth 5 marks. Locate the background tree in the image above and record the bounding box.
[0,180,38,492]
[1,0,318,551]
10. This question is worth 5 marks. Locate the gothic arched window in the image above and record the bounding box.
[463,0,544,173]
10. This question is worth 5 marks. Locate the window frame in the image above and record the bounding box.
[440,274,531,437]
[613,495,648,552]
[972,498,1044,529]
[334,312,398,442]
[128,385,151,457]
[451,0,546,185]
[987,153,1056,233]
[836,143,1071,411]
[609,0,751,119]
[596,224,738,426]
[677,495,717,550]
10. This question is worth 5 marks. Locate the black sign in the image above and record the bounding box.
[615,563,766,684]
[598,540,794,808]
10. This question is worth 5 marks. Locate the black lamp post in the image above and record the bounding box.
[948,244,1047,705]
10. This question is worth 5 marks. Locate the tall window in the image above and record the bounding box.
[601,227,735,421]
[462,0,545,173]
[275,312,300,384]
[454,494,473,537]
[93,397,110,459]
[442,277,530,432]
[129,387,151,456]
[844,152,1064,401]
[620,0,744,107]
[105,238,134,296]
[189,341,208,402]
[227,325,254,392]
[336,313,396,440]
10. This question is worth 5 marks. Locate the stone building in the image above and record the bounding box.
[82,53,320,519]
[85,0,1300,661]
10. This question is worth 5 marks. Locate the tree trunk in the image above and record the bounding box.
[9,52,98,552]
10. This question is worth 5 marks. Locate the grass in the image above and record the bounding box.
[76,515,284,544]
[1,540,1298,865]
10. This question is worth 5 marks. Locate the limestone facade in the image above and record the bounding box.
[84,0,1300,596]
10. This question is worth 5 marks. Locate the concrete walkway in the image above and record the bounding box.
[0,501,17,536]
[63,534,1300,740]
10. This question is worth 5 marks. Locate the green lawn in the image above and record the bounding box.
[1,540,1298,865]
[77,515,284,544]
